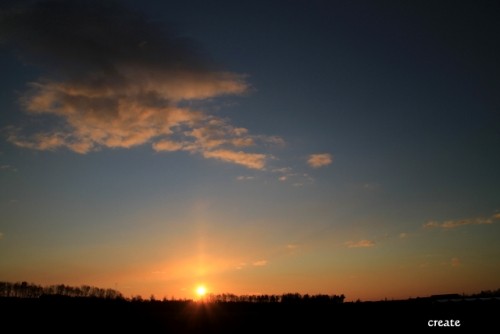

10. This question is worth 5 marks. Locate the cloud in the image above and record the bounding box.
[363,183,380,191]
[0,232,3,240]
[272,167,291,173]
[252,260,268,267]
[451,257,461,267]
[286,244,299,254]
[272,167,314,185]
[307,153,332,168]
[399,232,408,239]
[345,240,375,248]
[235,262,246,270]
[1,0,279,169]
[203,150,266,170]
[152,140,185,152]
[494,213,500,219]
[236,175,255,181]
[0,165,17,172]
[424,215,495,229]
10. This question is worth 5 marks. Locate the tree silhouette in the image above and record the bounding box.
[0,281,123,299]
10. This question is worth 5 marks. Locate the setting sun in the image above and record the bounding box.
[196,285,207,298]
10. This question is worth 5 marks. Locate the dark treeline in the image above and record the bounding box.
[0,281,123,299]
[471,289,500,298]
[206,292,345,304]
[2,280,499,304]
[0,281,345,304]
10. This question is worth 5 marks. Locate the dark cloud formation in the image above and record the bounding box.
[1,0,275,169]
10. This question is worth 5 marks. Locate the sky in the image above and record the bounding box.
[0,0,499,301]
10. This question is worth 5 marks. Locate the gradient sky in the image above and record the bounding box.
[1,0,499,301]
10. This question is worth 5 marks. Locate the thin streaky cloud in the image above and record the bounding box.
[345,240,375,248]
[203,150,267,170]
[0,164,18,172]
[423,215,496,230]
[252,260,268,267]
[236,176,255,181]
[272,167,292,173]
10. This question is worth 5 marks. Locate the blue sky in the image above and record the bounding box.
[1,0,499,300]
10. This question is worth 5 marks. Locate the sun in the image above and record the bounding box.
[196,285,207,298]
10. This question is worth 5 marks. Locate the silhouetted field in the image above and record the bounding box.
[1,295,499,332]
[1,282,499,332]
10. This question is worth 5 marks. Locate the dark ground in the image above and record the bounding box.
[1,296,498,332]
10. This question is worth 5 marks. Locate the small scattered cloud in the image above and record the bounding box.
[451,257,461,267]
[307,153,333,168]
[424,215,496,230]
[493,213,500,220]
[0,232,4,240]
[252,260,268,267]
[399,233,408,239]
[345,239,375,248]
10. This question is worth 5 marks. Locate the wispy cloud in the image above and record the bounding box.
[345,240,375,248]
[423,214,498,230]
[286,244,299,254]
[0,232,4,240]
[252,260,268,267]
[0,165,17,172]
[451,257,461,267]
[272,167,314,185]
[1,0,280,169]
[399,233,408,239]
[272,167,291,173]
[363,183,380,191]
[234,262,247,270]
[236,176,255,181]
[307,153,332,168]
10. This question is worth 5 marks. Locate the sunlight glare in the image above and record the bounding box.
[196,285,207,298]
